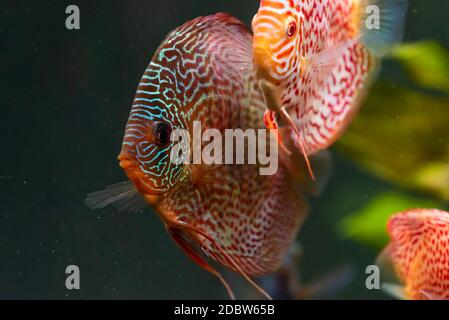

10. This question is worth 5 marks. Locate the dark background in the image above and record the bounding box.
[0,0,448,299]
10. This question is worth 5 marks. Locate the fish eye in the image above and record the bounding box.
[287,21,297,37]
[152,122,172,146]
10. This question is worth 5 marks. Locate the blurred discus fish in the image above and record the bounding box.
[86,13,329,299]
[377,209,449,300]
[252,0,408,178]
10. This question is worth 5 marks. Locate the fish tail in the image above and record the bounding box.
[357,0,409,57]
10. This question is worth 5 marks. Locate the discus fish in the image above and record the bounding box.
[86,13,320,299]
[377,209,449,300]
[252,0,408,178]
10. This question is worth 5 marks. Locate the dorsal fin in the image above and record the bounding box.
[359,0,409,57]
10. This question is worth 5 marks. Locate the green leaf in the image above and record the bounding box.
[337,41,449,201]
[392,41,449,93]
[339,191,440,249]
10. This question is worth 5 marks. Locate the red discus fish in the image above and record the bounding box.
[86,13,323,299]
[252,0,408,178]
[378,209,449,300]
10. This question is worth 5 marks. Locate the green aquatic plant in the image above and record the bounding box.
[337,41,449,201]
[339,191,441,249]
[393,41,449,93]
[337,41,449,248]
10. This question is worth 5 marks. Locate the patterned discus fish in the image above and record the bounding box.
[252,0,408,177]
[378,209,449,300]
[86,13,317,299]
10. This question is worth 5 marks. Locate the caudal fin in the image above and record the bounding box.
[360,0,409,57]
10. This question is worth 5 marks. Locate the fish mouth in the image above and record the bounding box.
[117,153,163,199]
[253,45,283,109]
[253,46,275,81]
[253,45,270,56]
[118,152,139,172]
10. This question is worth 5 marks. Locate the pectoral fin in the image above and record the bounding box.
[85,181,147,213]
[305,37,361,87]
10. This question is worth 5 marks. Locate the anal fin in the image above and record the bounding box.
[167,227,236,300]
[172,221,273,300]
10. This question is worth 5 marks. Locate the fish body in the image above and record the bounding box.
[379,209,449,300]
[252,0,408,155]
[88,13,311,299]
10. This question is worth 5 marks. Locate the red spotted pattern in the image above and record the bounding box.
[253,0,374,154]
[123,14,309,278]
[383,209,449,300]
